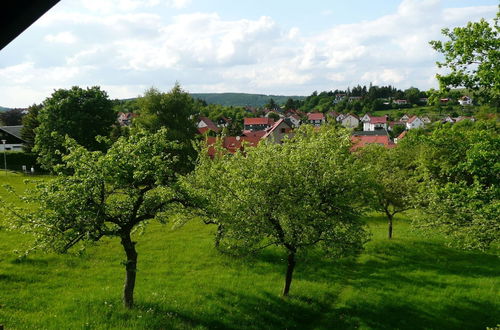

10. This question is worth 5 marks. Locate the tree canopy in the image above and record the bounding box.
[185,125,369,296]
[134,84,198,173]
[7,129,188,308]
[401,120,499,251]
[33,86,116,170]
[430,13,500,106]
[358,145,417,239]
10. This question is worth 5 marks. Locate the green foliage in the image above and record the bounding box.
[5,129,188,308]
[0,176,499,329]
[134,84,198,173]
[0,108,24,126]
[264,98,278,110]
[33,86,116,171]
[21,103,42,153]
[402,121,500,250]
[430,13,500,106]
[1,151,39,172]
[186,125,370,295]
[357,145,418,238]
[191,92,305,107]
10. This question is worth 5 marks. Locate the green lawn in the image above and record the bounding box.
[0,174,498,329]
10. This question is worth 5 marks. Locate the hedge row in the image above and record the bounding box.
[0,152,43,173]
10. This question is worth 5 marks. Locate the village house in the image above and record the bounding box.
[197,117,220,134]
[333,94,347,104]
[421,116,431,124]
[307,112,325,126]
[406,116,424,130]
[326,111,340,123]
[399,114,410,122]
[388,121,406,131]
[454,116,476,123]
[216,117,231,127]
[393,99,408,105]
[243,117,274,131]
[458,96,473,106]
[117,112,137,126]
[348,96,363,102]
[286,113,301,127]
[262,119,293,144]
[360,113,371,123]
[394,130,407,144]
[0,125,25,151]
[363,116,388,131]
[351,133,395,150]
[442,116,455,124]
[341,114,360,129]
[205,135,260,157]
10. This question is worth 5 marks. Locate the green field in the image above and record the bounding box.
[0,173,499,329]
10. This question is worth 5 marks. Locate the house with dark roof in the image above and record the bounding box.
[0,125,26,151]
[216,117,231,127]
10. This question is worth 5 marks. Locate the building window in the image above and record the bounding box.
[280,128,286,133]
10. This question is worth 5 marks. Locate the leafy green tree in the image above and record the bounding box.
[358,145,417,238]
[0,109,24,126]
[34,86,116,171]
[430,13,500,106]
[21,104,42,153]
[186,125,369,296]
[134,84,198,173]
[401,121,499,250]
[404,87,421,105]
[6,129,187,308]
[267,112,281,121]
[265,98,278,110]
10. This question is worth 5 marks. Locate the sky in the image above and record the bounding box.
[0,0,497,107]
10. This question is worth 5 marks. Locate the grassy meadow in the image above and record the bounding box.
[0,173,499,329]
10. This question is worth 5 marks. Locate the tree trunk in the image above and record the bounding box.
[388,214,393,239]
[121,231,138,309]
[283,250,296,296]
[214,223,224,248]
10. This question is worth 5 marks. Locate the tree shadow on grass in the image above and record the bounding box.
[335,240,500,329]
[130,290,345,330]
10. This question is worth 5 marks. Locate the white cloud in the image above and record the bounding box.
[1,0,498,107]
[44,31,78,44]
[80,0,161,13]
[168,0,191,9]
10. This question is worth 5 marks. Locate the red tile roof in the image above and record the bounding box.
[244,117,274,126]
[397,130,407,140]
[369,116,387,124]
[242,130,267,138]
[205,136,261,157]
[307,112,325,121]
[351,135,395,150]
[198,117,219,134]
[407,116,419,124]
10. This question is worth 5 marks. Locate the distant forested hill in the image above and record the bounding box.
[190,93,306,107]
[0,106,12,111]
